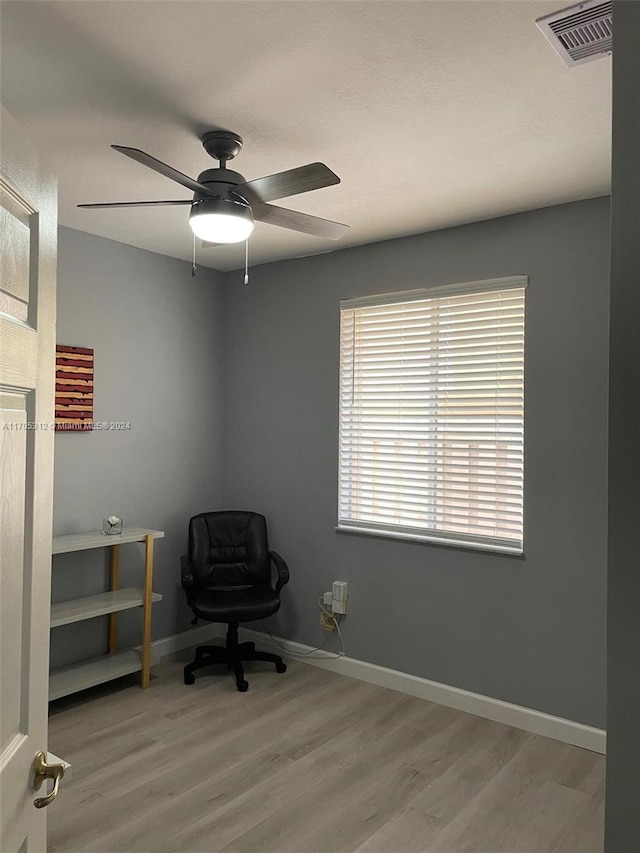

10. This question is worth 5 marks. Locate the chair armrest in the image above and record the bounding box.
[270,551,290,594]
[181,555,194,597]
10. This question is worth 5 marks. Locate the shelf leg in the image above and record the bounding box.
[108,544,120,654]
[141,534,154,688]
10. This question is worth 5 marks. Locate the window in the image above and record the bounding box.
[338,277,526,554]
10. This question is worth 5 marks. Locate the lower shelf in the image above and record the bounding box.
[51,588,163,627]
[49,649,158,701]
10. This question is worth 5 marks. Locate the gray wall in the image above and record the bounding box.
[52,199,610,728]
[51,227,225,669]
[222,197,610,728]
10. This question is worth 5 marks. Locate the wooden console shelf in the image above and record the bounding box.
[50,528,164,700]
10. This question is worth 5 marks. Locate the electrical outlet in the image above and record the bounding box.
[332,580,348,601]
[322,591,333,607]
[332,580,348,614]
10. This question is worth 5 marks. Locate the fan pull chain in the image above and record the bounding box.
[191,232,197,277]
[244,238,249,285]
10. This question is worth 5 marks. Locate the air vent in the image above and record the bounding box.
[537,0,612,67]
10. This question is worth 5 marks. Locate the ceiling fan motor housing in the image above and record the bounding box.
[195,168,247,203]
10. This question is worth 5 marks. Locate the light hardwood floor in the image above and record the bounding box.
[47,656,604,853]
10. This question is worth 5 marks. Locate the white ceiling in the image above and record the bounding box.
[0,0,611,272]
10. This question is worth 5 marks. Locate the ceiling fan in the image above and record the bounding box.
[78,130,349,246]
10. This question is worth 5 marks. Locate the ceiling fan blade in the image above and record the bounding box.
[232,163,340,204]
[253,203,349,241]
[111,146,215,196]
[77,200,193,209]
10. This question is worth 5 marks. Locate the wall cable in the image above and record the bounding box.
[260,597,345,659]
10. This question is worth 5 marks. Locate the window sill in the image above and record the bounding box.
[335,524,524,557]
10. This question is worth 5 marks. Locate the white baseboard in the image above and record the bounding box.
[236,626,607,755]
[152,623,605,755]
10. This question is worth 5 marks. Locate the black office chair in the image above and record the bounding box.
[181,511,289,692]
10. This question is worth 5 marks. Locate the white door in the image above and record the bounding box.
[0,105,58,853]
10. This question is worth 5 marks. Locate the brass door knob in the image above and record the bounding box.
[31,751,65,809]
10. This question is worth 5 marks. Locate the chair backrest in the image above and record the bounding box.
[188,511,271,591]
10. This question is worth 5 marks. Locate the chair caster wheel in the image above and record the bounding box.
[184,672,196,685]
[276,661,287,673]
[237,680,249,692]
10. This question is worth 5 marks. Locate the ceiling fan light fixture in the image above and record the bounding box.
[189,197,254,244]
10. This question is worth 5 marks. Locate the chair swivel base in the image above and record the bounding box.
[183,624,286,692]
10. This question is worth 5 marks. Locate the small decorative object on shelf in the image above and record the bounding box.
[102,515,123,536]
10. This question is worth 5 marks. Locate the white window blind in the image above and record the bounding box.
[338,277,526,554]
